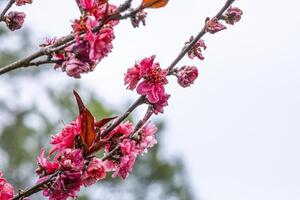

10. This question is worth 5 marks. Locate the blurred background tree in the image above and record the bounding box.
[0,24,194,199]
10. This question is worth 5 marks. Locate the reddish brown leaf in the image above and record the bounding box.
[73,90,96,149]
[95,116,117,128]
[142,0,169,8]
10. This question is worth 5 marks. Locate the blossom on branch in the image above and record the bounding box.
[176,66,199,88]
[205,17,226,34]
[186,36,207,60]
[124,56,170,114]
[223,6,243,25]
[4,11,26,31]
[0,171,14,200]
[82,158,107,186]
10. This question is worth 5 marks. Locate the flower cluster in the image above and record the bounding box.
[33,92,158,200]
[43,0,118,78]
[124,56,170,114]
[0,171,14,200]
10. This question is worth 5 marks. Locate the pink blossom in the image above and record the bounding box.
[105,121,134,140]
[176,66,199,88]
[36,148,59,175]
[136,123,158,154]
[49,118,80,155]
[205,17,226,34]
[126,56,168,104]
[137,80,166,103]
[124,64,142,90]
[0,171,14,200]
[152,93,170,114]
[82,158,106,186]
[119,139,137,155]
[63,57,91,78]
[112,154,136,179]
[89,27,115,62]
[55,149,84,171]
[4,11,26,31]
[186,36,207,60]
[40,149,84,200]
[80,0,94,11]
[97,3,119,26]
[15,0,32,6]
[223,7,243,25]
[42,171,82,200]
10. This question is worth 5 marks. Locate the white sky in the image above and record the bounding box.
[6,0,300,200]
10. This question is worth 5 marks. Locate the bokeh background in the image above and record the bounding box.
[0,0,300,200]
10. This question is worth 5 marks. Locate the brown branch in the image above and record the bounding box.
[75,0,84,14]
[12,171,60,200]
[0,0,15,21]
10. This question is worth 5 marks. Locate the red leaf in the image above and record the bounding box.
[73,90,96,149]
[95,116,117,128]
[142,0,169,8]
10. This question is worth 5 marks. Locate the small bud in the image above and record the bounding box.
[4,11,26,31]
[223,6,243,25]
[131,10,147,28]
[205,17,226,34]
[16,0,32,6]
[186,36,207,60]
[176,66,198,88]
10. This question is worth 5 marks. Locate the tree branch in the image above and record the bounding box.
[0,0,15,21]
[75,0,84,15]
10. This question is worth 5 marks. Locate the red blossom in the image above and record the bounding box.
[36,148,59,175]
[49,118,80,155]
[112,154,136,179]
[0,171,14,200]
[176,66,199,88]
[205,17,226,34]
[136,123,158,154]
[82,158,106,186]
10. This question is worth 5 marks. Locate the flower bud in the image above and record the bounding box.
[5,11,26,31]
[176,66,198,88]
[205,17,226,34]
[223,6,243,25]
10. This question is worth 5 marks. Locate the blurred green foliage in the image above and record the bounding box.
[0,26,194,200]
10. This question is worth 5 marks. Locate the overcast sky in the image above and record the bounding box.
[6,0,300,199]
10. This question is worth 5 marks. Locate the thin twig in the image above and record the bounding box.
[0,0,15,21]
[12,171,60,200]
[75,0,84,14]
